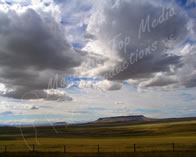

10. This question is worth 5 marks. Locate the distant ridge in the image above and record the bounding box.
[78,115,196,127]
[54,122,68,125]
[90,115,155,124]
[0,124,10,127]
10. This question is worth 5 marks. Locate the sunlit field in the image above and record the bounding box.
[1,120,196,154]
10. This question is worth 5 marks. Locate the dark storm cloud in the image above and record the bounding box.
[0,8,83,100]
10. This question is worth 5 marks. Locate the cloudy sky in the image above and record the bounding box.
[0,0,196,125]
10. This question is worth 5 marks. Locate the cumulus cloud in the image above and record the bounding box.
[78,79,122,91]
[30,105,39,110]
[0,2,83,100]
[129,72,178,88]
[19,89,73,101]
[31,106,39,110]
[0,0,196,103]
[82,0,196,89]
[96,80,122,91]
[177,44,196,88]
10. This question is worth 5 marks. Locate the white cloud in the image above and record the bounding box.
[0,83,6,94]
[77,79,122,91]
[81,0,196,90]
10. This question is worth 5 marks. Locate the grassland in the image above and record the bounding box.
[1,152,196,157]
[0,120,196,155]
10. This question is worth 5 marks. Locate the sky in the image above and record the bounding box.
[0,0,196,125]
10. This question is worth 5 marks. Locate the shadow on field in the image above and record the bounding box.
[1,152,196,157]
